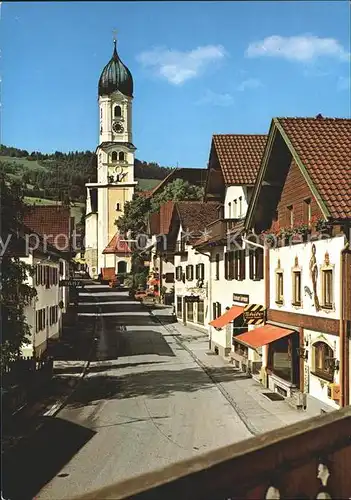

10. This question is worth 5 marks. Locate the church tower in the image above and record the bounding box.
[85,36,136,279]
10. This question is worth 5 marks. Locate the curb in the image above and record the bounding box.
[148,309,259,437]
[3,286,101,453]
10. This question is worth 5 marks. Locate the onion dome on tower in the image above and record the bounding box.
[98,38,133,97]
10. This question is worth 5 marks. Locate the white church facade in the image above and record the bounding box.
[85,38,137,279]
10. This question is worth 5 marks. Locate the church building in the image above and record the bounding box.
[85,37,136,279]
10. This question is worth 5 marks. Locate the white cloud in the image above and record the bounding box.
[337,76,351,91]
[137,45,227,85]
[196,90,234,107]
[236,78,262,91]
[246,35,350,62]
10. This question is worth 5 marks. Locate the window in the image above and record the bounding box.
[114,105,121,118]
[195,263,205,281]
[276,271,284,304]
[287,205,294,228]
[116,203,121,211]
[177,296,182,318]
[228,202,231,218]
[187,301,194,322]
[292,270,302,306]
[238,197,242,217]
[197,301,204,325]
[176,266,182,281]
[322,269,333,309]
[111,151,118,162]
[59,261,64,276]
[233,200,237,218]
[215,254,220,280]
[249,248,264,280]
[186,265,194,281]
[313,341,334,381]
[164,273,174,283]
[304,198,312,225]
[212,302,221,320]
[119,152,125,161]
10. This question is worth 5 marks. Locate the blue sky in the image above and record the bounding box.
[1,1,350,168]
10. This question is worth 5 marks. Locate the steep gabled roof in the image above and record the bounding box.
[102,233,132,254]
[212,134,267,185]
[246,116,351,230]
[275,117,351,219]
[23,205,71,252]
[175,201,219,237]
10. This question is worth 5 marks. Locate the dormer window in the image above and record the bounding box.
[111,151,118,162]
[119,152,125,161]
[114,105,121,118]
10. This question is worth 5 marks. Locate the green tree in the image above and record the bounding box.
[150,178,203,213]
[0,174,37,368]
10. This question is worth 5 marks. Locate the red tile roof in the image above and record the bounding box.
[176,202,219,238]
[23,206,71,252]
[159,201,175,234]
[149,212,160,234]
[103,233,132,254]
[275,117,351,219]
[212,134,267,185]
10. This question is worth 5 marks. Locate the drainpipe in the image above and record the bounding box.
[340,240,350,408]
[195,249,212,349]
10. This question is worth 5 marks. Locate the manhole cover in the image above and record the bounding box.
[262,392,285,401]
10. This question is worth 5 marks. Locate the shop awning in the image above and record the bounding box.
[209,306,244,329]
[235,324,294,349]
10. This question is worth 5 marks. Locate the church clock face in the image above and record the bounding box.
[113,121,124,134]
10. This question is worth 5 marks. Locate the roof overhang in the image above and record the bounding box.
[209,306,244,329]
[235,324,295,349]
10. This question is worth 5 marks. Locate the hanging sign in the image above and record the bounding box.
[243,304,266,325]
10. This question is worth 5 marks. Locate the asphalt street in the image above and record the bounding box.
[3,284,252,500]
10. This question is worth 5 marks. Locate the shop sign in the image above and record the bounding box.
[233,293,249,304]
[59,279,83,287]
[243,304,266,325]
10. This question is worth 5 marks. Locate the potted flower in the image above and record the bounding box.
[316,219,333,236]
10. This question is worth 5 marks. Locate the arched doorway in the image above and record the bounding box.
[117,261,127,274]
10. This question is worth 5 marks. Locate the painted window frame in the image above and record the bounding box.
[320,264,334,311]
[312,341,334,382]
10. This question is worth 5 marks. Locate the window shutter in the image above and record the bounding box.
[217,302,222,317]
[190,265,194,280]
[249,251,254,280]
[233,251,238,280]
[240,250,246,280]
[195,264,199,280]
[256,248,264,280]
[224,253,228,280]
[186,266,189,280]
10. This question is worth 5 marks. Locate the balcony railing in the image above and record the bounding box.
[205,218,242,242]
[75,406,351,500]
[174,241,188,255]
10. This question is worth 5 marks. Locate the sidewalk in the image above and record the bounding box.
[150,307,324,436]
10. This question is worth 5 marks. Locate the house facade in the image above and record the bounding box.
[241,116,351,410]
[193,134,267,368]
[172,202,218,331]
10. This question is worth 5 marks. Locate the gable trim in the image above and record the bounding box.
[245,122,277,230]
[273,118,330,219]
